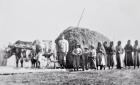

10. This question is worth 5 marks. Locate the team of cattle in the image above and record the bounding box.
[5,40,57,69]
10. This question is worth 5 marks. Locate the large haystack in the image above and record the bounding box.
[55,26,110,67]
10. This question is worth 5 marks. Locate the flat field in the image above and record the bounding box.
[0,67,140,85]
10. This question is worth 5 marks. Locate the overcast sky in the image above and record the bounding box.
[0,0,140,48]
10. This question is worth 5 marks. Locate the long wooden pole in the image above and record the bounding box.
[77,8,85,28]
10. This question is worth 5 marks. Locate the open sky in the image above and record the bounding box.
[0,0,140,49]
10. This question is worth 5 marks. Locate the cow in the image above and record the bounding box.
[5,41,33,68]
[5,40,54,69]
[5,45,23,67]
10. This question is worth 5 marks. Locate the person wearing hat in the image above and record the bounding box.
[88,45,96,69]
[72,43,82,71]
[83,46,90,70]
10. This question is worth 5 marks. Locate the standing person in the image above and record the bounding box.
[37,46,42,68]
[89,45,96,69]
[35,40,43,69]
[72,43,82,71]
[103,41,108,69]
[108,41,116,69]
[56,34,69,69]
[133,40,140,69]
[116,41,124,69]
[83,46,90,70]
[96,42,106,70]
[103,42,108,53]
[124,40,133,69]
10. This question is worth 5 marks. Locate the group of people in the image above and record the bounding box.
[56,34,140,71]
[5,34,140,70]
[72,40,140,71]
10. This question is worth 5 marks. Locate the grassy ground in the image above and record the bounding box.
[0,68,140,85]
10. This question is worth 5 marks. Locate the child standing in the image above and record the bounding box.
[83,46,90,70]
[89,45,96,69]
[72,43,82,71]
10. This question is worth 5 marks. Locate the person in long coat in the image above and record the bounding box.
[124,40,133,69]
[133,40,140,69]
[116,41,124,69]
[96,41,106,70]
[107,41,116,69]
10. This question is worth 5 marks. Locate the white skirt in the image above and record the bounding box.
[96,53,106,66]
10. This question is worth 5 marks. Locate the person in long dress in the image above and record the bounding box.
[133,40,140,69]
[96,41,106,70]
[124,40,133,69]
[103,42,108,69]
[107,41,116,69]
[116,41,124,69]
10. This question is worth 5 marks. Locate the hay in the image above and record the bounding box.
[55,27,110,67]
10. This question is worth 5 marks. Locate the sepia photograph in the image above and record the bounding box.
[0,0,140,85]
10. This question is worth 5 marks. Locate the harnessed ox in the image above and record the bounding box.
[6,41,32,68]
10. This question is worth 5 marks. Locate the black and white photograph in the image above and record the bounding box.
[0,0,140,85]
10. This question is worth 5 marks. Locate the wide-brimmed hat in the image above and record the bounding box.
[84,46,89,49]
[90,45,95,48]
[75,43,80,47]
[76,43,80,46]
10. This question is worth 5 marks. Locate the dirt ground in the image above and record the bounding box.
[0,67,140,85]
